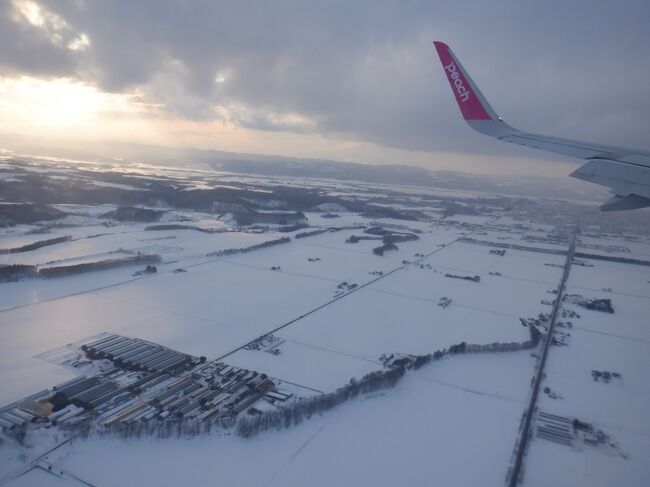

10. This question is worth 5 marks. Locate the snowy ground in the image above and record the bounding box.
[13,352,535,487]
[524,258,650,487]
[0,223,554,404]
[1,160,649,486]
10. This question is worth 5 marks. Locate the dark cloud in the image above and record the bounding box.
[3,0,650,158]
[0,7,77,76]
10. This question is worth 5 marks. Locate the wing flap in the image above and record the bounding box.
[501,134,650,167]
[600,194,650,212]
[570,159,650,199]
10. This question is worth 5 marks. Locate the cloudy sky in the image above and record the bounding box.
[1,0,649,175]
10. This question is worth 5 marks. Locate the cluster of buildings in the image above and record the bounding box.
[444,273,481,283]
[101,361,282,426]
[563,294,615,313]
[81,334,197,374]
[243,334,282,352]
[591,370,622,383]
[0,334,293,435]
[0,399,45,430]
[211,202,308,227]
[489,249,506,256]
[535,410,619,453]
[582,298,614,313]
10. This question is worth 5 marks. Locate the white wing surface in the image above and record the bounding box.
[433,41,650,211]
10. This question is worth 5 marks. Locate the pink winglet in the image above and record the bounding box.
[433,41,492,120]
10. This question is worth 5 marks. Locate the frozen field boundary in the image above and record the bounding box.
[210,234,472,364]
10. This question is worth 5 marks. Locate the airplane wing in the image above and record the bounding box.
[433,41,650,211]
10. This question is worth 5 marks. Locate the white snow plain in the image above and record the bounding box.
[1,169,649,486]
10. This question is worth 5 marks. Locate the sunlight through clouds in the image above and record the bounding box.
[0,76,157,140]
[11,0,90,52]
[0,1,648,175]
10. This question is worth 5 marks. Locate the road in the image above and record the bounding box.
[506,226,578,487]
[0,434,79,486]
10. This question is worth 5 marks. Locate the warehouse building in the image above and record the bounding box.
[81,334,197,373]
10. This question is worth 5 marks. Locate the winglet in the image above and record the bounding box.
[433,41,498,121]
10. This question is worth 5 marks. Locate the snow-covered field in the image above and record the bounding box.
[0,224,553,404]
[524,258,650,487]
[1,159,649,486]
[26,352,536,487]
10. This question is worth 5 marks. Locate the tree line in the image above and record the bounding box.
[206,237,290,257]
[71,324,541,441]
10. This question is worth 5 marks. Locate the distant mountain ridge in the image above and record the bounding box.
[0,134,604,201]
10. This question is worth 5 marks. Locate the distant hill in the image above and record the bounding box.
[0,134,605,202]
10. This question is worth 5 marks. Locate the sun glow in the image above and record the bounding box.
[0,75,569,177]
[0,76,160,141]
[11,0,91,52]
